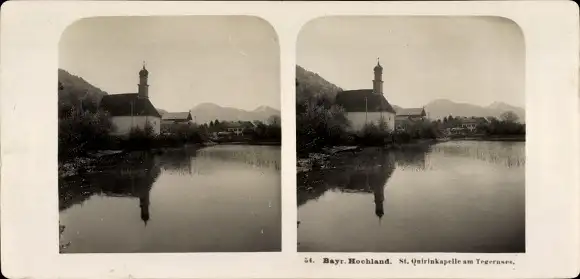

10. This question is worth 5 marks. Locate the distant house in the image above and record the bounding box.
[444,127,466,136]
[100,65,161,136]
[224,121,255,136]
[160,112,194,134]
[161,112,193,125]
[396,108,426,121]
[395,107,427,131]
[460,118,478,132]
[443,117,488,136]
[459,117,488,133]
[335,60,396,132]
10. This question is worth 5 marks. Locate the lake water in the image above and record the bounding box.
[297,141,525,253]
[59,145,281,253]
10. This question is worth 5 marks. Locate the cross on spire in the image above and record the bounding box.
[142,60,146,69]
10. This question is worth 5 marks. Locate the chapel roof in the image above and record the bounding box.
[100,93,161,118]
[335,89,396,113]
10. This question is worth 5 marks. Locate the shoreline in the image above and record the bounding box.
[445,134,525,142]
[58,143,207,178]
[451,137,525,142]
[58,141,281,179]
[297,137,524,174]
[215,141,281,146]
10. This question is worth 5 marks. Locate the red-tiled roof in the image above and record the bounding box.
[335,89,396,113]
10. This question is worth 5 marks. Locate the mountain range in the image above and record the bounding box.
[179,103,280,124]
[58,67,524,124]
[58,69,280,123]
[394,99,525,122]
[296,65,525,122]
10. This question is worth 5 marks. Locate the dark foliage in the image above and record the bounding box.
[58,107,114,160]
[58,70,209,162]
[354,123,392,146]
[295,67,351,155]
[296,94,351,155]
[251,115,281,143]
[58,69,108,118]
[481,117,526,136]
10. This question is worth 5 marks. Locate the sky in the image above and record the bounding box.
[297,16,525,108]
[59,16,280,112]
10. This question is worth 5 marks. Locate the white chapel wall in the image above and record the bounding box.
[347,112,396,132]
[110,116,161,136]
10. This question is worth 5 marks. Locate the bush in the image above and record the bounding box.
[173,124,206,143]
[478,117,525,136]
[393,131,412,144]
[58,105,212,161]
[416,121,439,139]
[123,123,207,150]
[250,116,282,143]
[58,108,113,160]
[120,125,156,150]
[161,123,208,144]
[355,122,392,146]
[296,95,350,155]
[398,120,439,140]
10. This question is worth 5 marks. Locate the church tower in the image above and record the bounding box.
[373,58,383,95]
[138,62,149,99]
[140,189,150,226]
[373,181,385,222]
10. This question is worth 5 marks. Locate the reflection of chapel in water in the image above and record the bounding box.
[393,147,430,171]
[373,180,384,221]
[297,151,397,219]
[139,184,151,226]
[339,151,395,222]
[98,156,160,226]
[59,154,161,225]
[365,162,391,223]
[299,149,435,222]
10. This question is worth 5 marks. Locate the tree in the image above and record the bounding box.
[58,108,113,159]
[268,115,281,127]
[487,116,498,122]
[296,94,350,154]
[377,114,389,131]
[500,111,519,123]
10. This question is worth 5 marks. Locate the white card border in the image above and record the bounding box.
[1,1,579,278]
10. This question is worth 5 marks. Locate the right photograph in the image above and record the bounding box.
[296,16,526,253]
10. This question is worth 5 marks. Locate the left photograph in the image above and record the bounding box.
[57,16,281,253]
